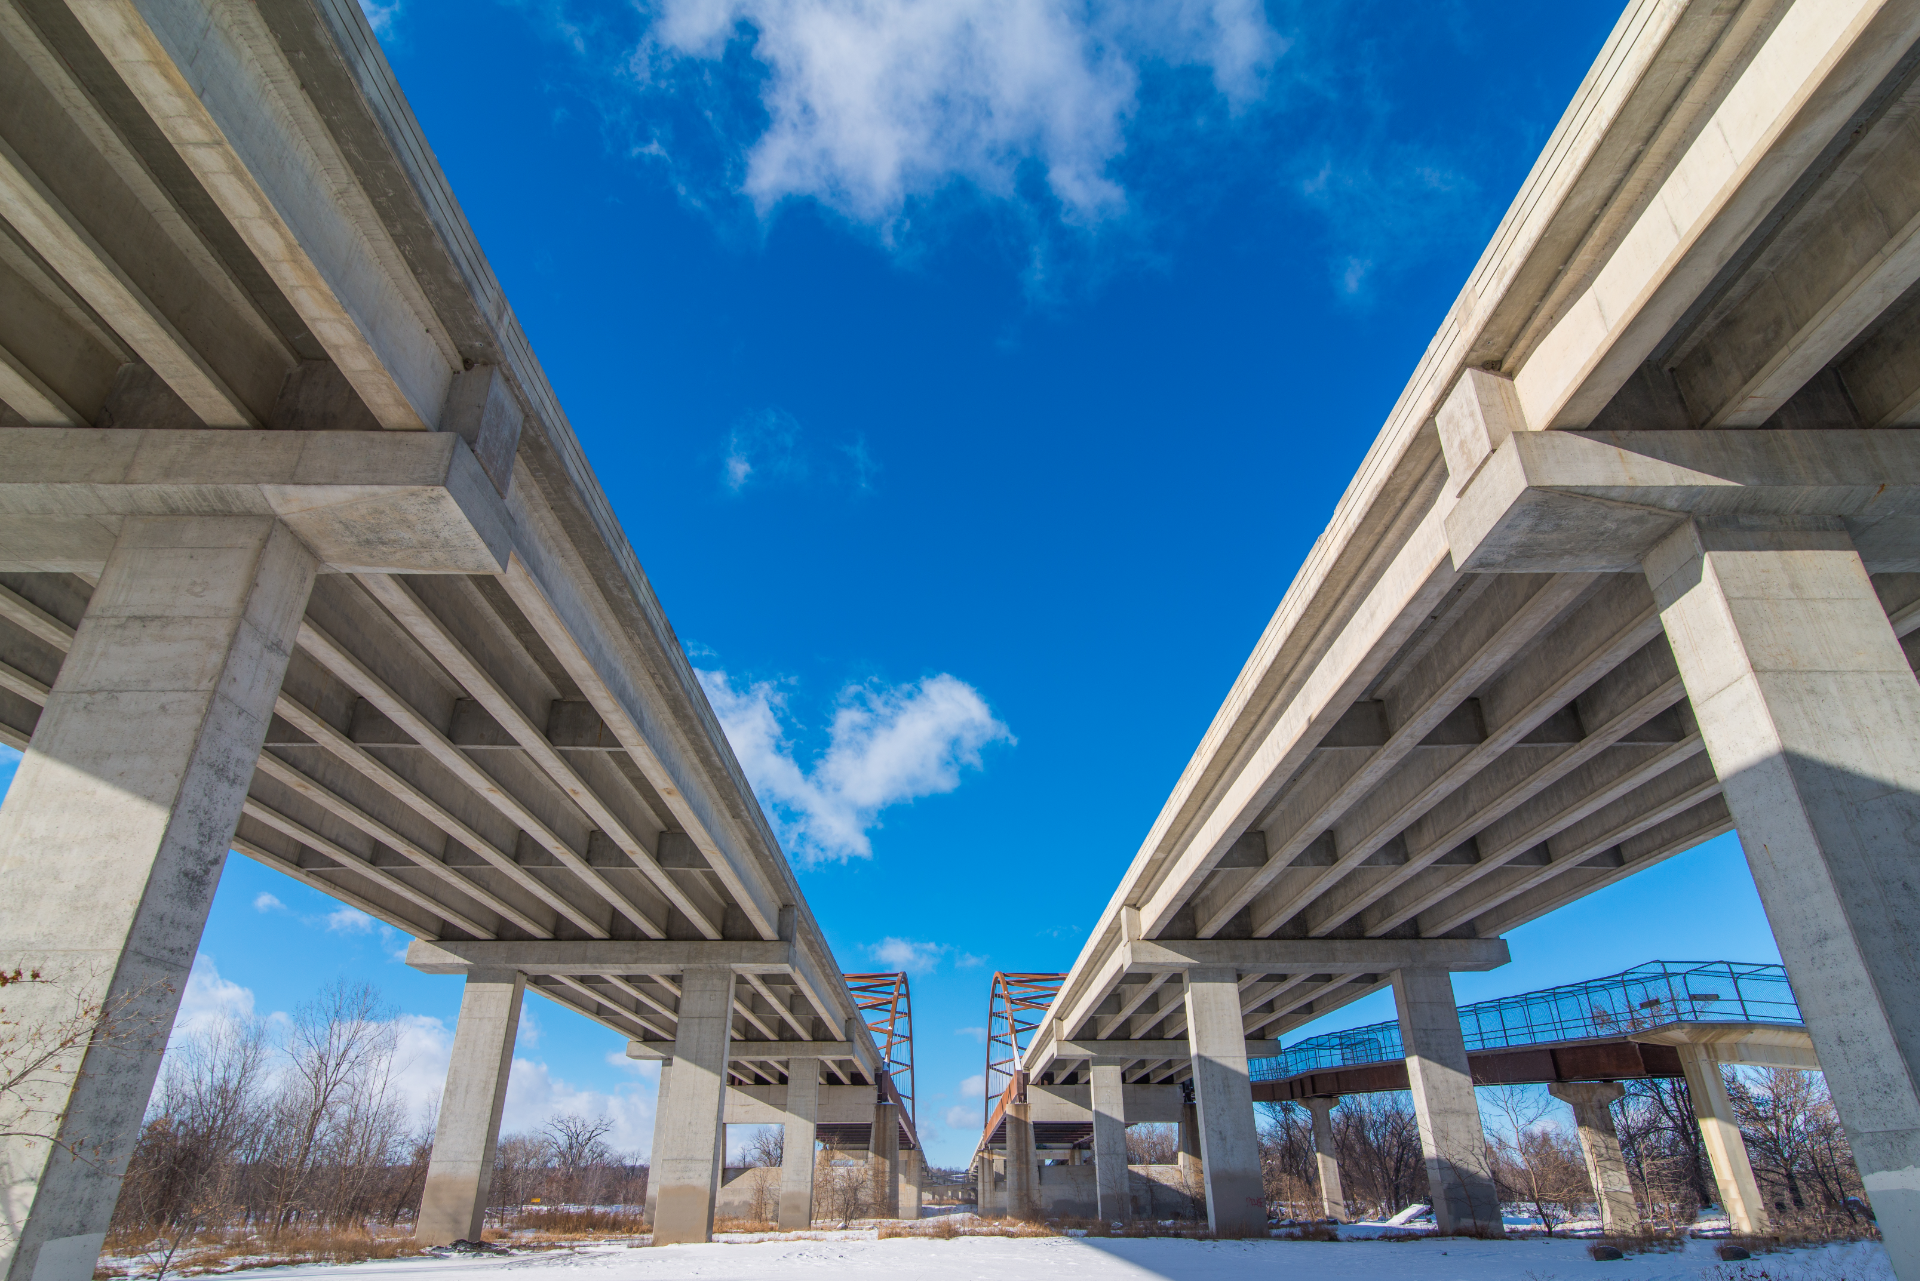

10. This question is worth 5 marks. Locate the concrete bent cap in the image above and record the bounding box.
[1446,429,1920,573]
[0,428,513,574]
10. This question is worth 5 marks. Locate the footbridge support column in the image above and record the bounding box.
[1305,1096,1346,1222]
[1548,1082,1637,1234]
[1184,968,1266,1237]
[0,516,317,1281]
[778,1059,818,1230]
[417,969,526,1244]
[1673,1042,1769,1234]
[1393,968,1503,1235]
[1090,1057,1132,1222]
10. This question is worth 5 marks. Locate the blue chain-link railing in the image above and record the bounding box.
[1249,961,1800,1083]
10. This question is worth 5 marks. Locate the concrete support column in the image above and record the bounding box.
[899,1147,923,1220]
[1306,1096,1346,1222]
[1549,1082,1638,1234]
[1644,518,1920,1264]
[1392,967,1502,1235]
[1675,1044,1769,1234]
[869,1096,900,1218]
[777,1059,818,1230]
[416,970,525,1244]
[1089,1057,1131,1222]
[643,1060,671,1225]
[651,967,735,1245]
[0,516,316,1281]
[1006,1103,1038,1220]
[1183,968,1266,1237]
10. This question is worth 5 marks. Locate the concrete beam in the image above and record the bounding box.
[407,938,795,975]
[625,1039,854,1061]
[1448,429,1920,574]
[0,429,510,574]
[1122,938,1508,974]
[1052,1039,1286,1060]
[1633,1023,1821,1071]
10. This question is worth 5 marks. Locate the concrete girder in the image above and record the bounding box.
[360,572,722,938]
[62,0,453,430]
[1239,571,1597,939]
[1360,733,1709,936]
[295,615,663,938]
[1512,0,1920,431]
[1670,71,1920,428]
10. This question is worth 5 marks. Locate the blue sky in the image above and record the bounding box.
[0,0,1789,1171]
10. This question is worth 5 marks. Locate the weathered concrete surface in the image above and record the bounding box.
[777,1061,817,1230]
[651,969,734,1245]
[1089,1059,1131,1222]
[643,1060,670,1226]
[0,516,316,1281]
[1393,968,1503,1235]
[1305,1096,1346,1221]
[1549,1082,1637,1234]
[1005,1104,1037,1220]
[1184,970,1265,1237]
[869,1099,899,1219]
[417,970,524,1244]
[1645,518,1920,1252]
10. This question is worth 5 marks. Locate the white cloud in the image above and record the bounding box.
[172,955,258,1042]
[958,1073,986,1099]
[867,938,948,974]
[954,1026,988,1043]
[634,0,1283,228]
[698,669,1011,861]
[323,906,376,934]
[501,1057,659,1155]
[252,892,285,913]
[723,408,806,493]
[944,1104,978,1131]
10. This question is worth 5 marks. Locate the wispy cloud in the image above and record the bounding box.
[864,938,985,974]
[357,0,401,38]
[323,906,376,935]
[252,892,286,913]
[721,409,879,495]
[698,668,1011,861]
[954,1026,988,1043]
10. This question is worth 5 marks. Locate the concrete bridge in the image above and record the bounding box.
[0,0,902,1273]
[998,0,1920,1273]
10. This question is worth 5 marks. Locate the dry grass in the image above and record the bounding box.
[94,1227,432,1279]
[504,1207,647,1237]
[875,1218,1064,1240]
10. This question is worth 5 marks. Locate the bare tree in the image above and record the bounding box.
[819,1159,870,1227]
[1482,1085,1589,1234]
[1,965,171,1166]
[544,1113,614,1204]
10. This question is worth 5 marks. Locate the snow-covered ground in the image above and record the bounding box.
[205,1234,1892,1281]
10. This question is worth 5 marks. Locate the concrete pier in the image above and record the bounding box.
[1306,1096,1346,1221]
[417,970,525,1244]
[778,1060,818,1229]
[1090,1058,1131,1221]
[0,517,316,1281]
[1672,1039,1769,1234]
[1005,1102,1038,1219]
[643,1060,671,1225]
[870,1097,900,1218]
[651,969,735,1245]
[899,1148,923,1219]
[1184,969,1266,1236]
[1393,968,1502,1235]
[1645,519,1920,1260]
[1548,1082,1637,1233]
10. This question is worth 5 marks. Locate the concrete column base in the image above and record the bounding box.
[778,1059,818,1230]
[1676,1043,1769,1235]
[650,968,735,1245]
[1006,1105,1038,1220]
[1090,1058,1131,1221]
[870,1099,900,1218]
